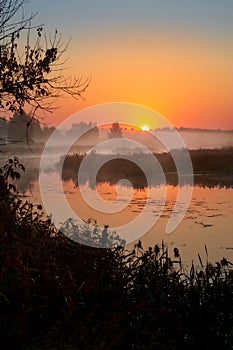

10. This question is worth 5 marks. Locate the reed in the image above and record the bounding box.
[0,160,232,349]
[61,147,233,189]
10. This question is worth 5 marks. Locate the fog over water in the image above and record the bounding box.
[1,126,232,266]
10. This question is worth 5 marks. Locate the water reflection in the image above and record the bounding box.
[3,147,233,194]
[60,150,233,189]
[9,164,233,266]
[2,152,233,265]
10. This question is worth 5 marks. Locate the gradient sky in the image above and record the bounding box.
[28,0,233,129]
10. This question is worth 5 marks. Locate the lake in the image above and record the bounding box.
[16,156,233,269]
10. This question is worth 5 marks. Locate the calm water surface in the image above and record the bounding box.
[25,170,233,268]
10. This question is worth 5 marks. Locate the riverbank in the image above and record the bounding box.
[0,192,232,349]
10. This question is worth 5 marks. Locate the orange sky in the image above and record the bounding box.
[29,1,233,130]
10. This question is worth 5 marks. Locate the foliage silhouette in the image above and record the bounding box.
[0,3,232,349]
[0,166,232,349]
[0,0,89,131]
[60,217,126,248]
[108,122,123,138]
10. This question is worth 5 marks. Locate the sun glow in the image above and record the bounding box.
[141,125,150,131]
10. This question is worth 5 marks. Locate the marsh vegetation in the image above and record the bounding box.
[60,147,233,189]
[0,159,233,349]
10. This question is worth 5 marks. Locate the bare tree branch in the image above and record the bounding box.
[0,0,90,121]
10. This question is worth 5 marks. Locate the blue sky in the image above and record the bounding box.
[28,0,233,40]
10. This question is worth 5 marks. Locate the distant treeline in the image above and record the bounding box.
[60,147,233,188]
[0,113,56,146]
[2,111,232,148]
[177,127,233,133]
[0,113,99,147]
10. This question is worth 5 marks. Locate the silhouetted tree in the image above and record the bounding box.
[0,0,89,119]
[108,122,123,138]
[7,112,41,144]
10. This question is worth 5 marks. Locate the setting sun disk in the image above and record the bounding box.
[141,125,150,131]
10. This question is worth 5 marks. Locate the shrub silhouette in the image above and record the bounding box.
[0,161,233,349]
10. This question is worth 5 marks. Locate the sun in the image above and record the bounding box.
[141,125,150,131]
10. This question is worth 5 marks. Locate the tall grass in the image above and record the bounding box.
[0,158,232,349]
[61,147,233,188]
[0,199,232,349]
